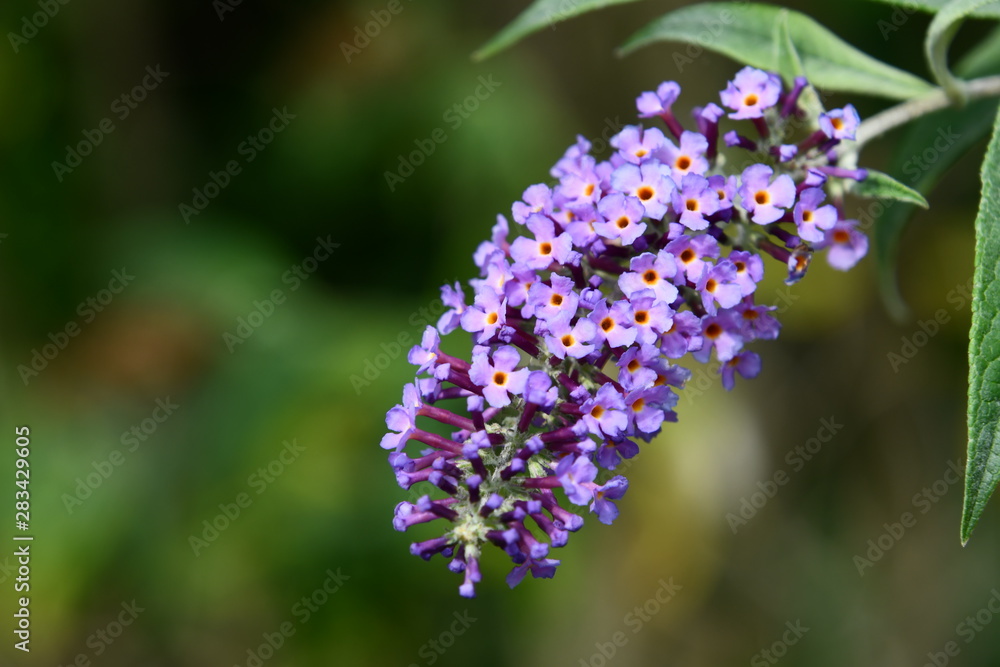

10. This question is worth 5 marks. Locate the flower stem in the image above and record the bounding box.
[842,75,1000,156]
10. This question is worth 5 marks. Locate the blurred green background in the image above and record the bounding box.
[1,0,999,665]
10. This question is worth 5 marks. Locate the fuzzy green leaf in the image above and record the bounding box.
[618,2,934,100]
[864,0,1000,17]
[473,0,645,61]
[852,169,930,208]
[963,103,1000,544]
[925,0,1000,101]
[773,9,806,85]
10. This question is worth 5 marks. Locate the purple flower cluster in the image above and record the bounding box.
[382,67,869,597]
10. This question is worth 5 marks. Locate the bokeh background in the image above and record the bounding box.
[2,0,1000,665]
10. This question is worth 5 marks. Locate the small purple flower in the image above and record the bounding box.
[596,439,640,470]
[616,344,659,390]
[708,174,737,210]
[512,184,554,224]
[721,350,762,391]
[819,104,860,141]
[380,383,421,451]
[693,312,744,363]
[666,234,720,284]
[696,260,743,314]
[735,300,780,340]
[556,455,598,505]
[468,345,529,408]
[556,156,604,210]
[595,194,648,246]
[471,256,513,297]
[636,81,680,117]
[774,144,798,162]
[660,131,709,181]
[589,299,638,349]
[510,213,576,270]
[545,316,598,360]
[611,125,668,165]
[618,250,679,304]
[625,290,673,346]
[720,67,782,119]
[460,286,506,343]
[504,265,539,309]
[506,557,560,589]
[659,310,704,359]
[728,250,764,296]
[626,385,673,435]
[738,164,796,225]
[794,188,838,243]
[610,162,675,220]
[590,476,628,525]
[550,134,591,178]
[524,371,558,409]
[525,274,579,322]
[408,326,441,374]
[581,383,629,439]
[673,173,720,231]
[437,282,467,335]
[824,219,868,270]
[565,204,602,250]
[459,557,482,598]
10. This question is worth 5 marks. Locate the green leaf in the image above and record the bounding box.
[853,169,930,207]
[863,0,1000,17]
[874,26,1000,320]
[963,103,1000,545]
[773,9,806,85]
[473,0,645,61]
[619,3,934,100]
[925,0,1000,101]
